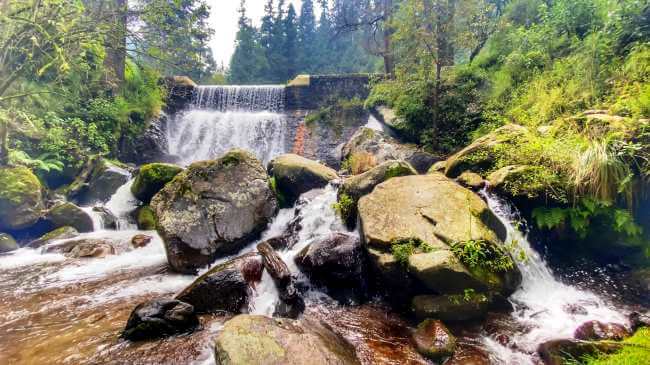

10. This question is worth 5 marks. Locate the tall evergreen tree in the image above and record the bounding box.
[284,4,299,81]
[228,1,267,84]
[298,0,317,73]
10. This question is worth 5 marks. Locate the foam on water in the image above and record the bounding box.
[0,248,65,270]
[481,191,628,363]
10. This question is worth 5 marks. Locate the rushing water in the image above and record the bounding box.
[480,191,629,363]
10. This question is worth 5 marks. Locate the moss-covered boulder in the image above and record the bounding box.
[214,315,360,365]
[444,124,528,178]
[136,206,156,230]
[0,166,45,231]
[428,161,447,174]
[412,293,491,322]
[152,150,278,273]
[268,154,338,205]
[456,171,485,190]
[27,226,79,249]
[46,202,94,233]
[358,174,520,299]
[342,127,437,174]
[487,165,567,205]
[412,319,457,361]
[131,163,183,204]
[337,160,416,227]
[0,233,18,253]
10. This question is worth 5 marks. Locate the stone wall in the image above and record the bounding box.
[285,74,375,110]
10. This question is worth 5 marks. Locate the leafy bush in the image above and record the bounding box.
[451,239,515,273]
[332,193,355,224]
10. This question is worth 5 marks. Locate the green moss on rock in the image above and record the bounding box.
[131,163,183,203]
[0,166,45,230]
[137,206,156,230]
[0,233,18,253]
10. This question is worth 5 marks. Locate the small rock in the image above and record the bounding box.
[93,206,118,229]
[47,202,94,233]
[0,233,18,253]
[456,171,485,190]
[412,319,457,360]
[27,226,79,249]
[175,252,263,313]
[122,298,199,341]
[131,234,153,248]
[67,241,115,258]
[629,311,650,331]
[574,320,630,341]
[445,345,491,365]
[538,339,622,365]
[0,166,45,231]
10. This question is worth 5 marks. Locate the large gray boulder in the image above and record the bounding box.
[0,166,45,231]
[68,157,131,205]
[268,154,338,205]
[175,252,263,313]
[214,315,360,365]
[151,149,278,273]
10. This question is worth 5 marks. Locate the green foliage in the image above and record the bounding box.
[391,237,434,266]
[269,176,287,207]
[578,327,650,365]
[332,193,355,223]
[451,239,515,273]
[532,198,643,239]
[8,150,63,174]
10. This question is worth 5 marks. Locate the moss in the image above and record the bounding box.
[220,150,248,167]
[0,166,42,205]
[137,206,156,230]
[269,177,287,208]
[332,193,355,225]
[385,164,415,180]
[131,163,182,203]
[579,327,650,365]
[451,239,515,273]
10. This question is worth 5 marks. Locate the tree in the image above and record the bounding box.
[283,4,299,81]
[298,0,317,73]
[228,0,267,84]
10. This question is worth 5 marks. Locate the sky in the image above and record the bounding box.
[208,0,308,68]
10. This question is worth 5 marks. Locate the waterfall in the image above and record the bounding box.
[481,191,628,364]
[167,85,289,166]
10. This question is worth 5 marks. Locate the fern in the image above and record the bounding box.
[8,150,64,173]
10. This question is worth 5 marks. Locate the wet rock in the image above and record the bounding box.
[428,161,447,174]
[258,242,304,318]
[119,114,175,165]
[408,250,492,294]
[164,76,197,114]
[0,166,45,231]
[151,150,277,273]
[338,160,416,228]
[295,232,367,301]
[0,233,18,253]
[46,202,94,233]
[214,314,361,365]
[263,215,302,250]
[342,127,436,174]
[574,320,630,341]
[268,153,338,205]
[27,226,79,249]
[136,206,156,230]
[412,293,491,322]
[445,124,528,178]
[456,171,485,190]
[67,157,130,205]
[175,252,263,313]
[445,345,491,365]
[67,241,115,258]
[131,163,183,204]
[412,319,457,361]
[93,206,117,229]
[131,234,153,248]
[366,246,414,306]
[122,298,199,341]
[629,311,650,331]
[371,105,402,129]
[537,339,622,365]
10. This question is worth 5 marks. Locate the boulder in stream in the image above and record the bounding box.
[46,202,94,233]
[574,320,630,341]
[537,339,622,365]
[175,252,263,313]
[151,150,277,273]
[0,233,18,253]
[214,314,361,365]
[268,153,338,205]
[257,241,304,318]
[131,234,153,248]
[122,298,199,341]
[0,166,45,231]
[27,226,79,249]
[66,157,130,205]
[295,232,367,301]
[412,319,457,361]
[131,163,183,204]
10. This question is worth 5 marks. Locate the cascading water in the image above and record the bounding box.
[168,85,288,166]
[480,190,629,363]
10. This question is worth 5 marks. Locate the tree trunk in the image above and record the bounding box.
[103,0,127,92]
[0,117,8,166]
[382,0,395,76]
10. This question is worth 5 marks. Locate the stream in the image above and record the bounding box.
[0,85,635,364]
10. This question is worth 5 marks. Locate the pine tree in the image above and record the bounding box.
[298,0,317,73]
[284,4,299,81]
[228,1,267,84]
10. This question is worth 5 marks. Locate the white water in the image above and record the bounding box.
[481,191,628,363]
[193,85,285,112]
[104,179,139,230]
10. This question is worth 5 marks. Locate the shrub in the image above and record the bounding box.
[332,193,355,224]
[391,237,434,266]
[451,239,515,273]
